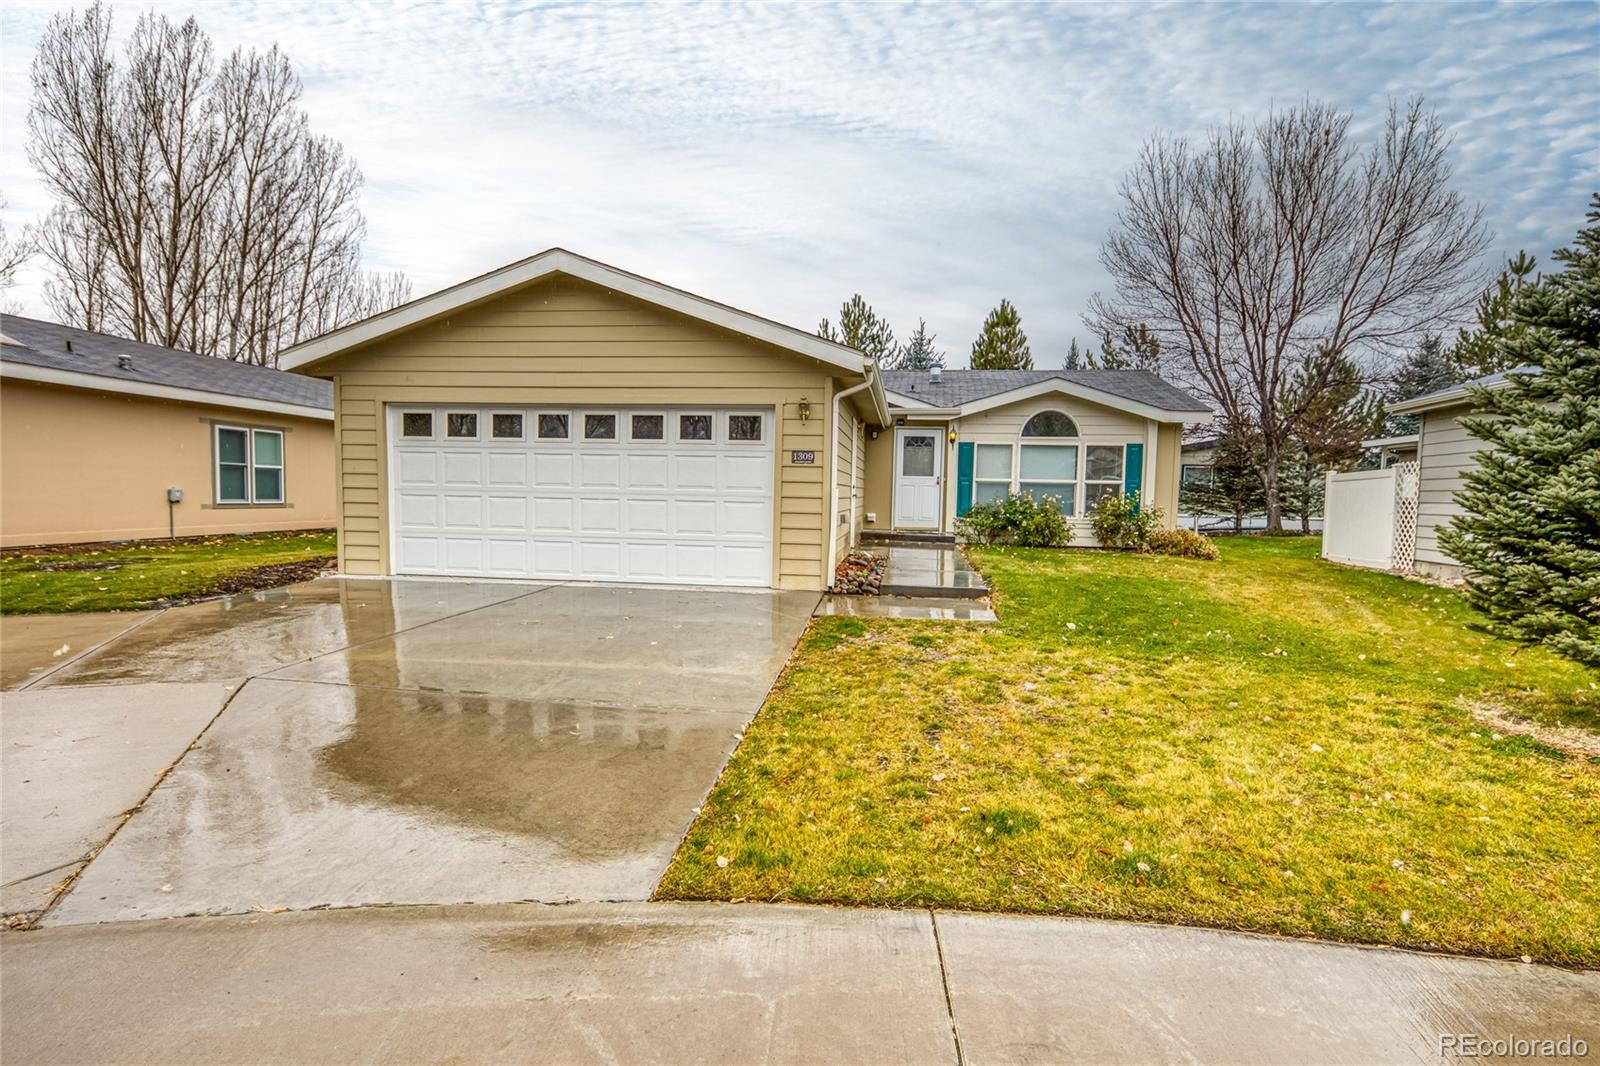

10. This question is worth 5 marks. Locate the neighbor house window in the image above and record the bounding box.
[1019,444,1078,515]
[679,413,713,441]
[537,413,569,440]
[215,425,284,505]
[1181,463,1213,489]
[584,413,617,440]
[973,444,1013,506]
[1084,445,1125,509]
[631,413,665,440]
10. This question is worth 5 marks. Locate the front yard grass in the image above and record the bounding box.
[657,537,1600,966]
[0,530,336,614]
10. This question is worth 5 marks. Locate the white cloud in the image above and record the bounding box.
[2,0,1595,365]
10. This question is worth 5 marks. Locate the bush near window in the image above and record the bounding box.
[1145,528,1221,560]
[956,493,1074,547]
[1089,492,1163,549]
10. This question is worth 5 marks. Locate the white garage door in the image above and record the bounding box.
[388,405,775,586]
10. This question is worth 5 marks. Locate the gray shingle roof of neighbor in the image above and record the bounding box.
[1387,363,1540,414]
[0,314,333,410]
[881,368,1211,413]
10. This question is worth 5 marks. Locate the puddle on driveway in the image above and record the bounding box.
[42,579,542,686]
[45,678,750,925]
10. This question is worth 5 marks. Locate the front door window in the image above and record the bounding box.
[901,434,935,477]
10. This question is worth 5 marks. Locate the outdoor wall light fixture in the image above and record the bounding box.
[798,398,811,423]
[948,429,958,443]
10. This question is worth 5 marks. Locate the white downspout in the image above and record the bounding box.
[826,368,876,584]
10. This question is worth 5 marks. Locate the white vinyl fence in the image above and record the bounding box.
[1322,462,1419,571]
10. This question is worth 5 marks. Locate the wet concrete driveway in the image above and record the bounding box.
[4,578,816,925]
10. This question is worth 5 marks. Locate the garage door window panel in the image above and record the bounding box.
[491,412,525,440]
[446,412,479,440]
[678,413,713,442]
[584,413,618,441]
[727,413,764,443]
[400,411,434,439]
[631,413,665,441]
[537,413,570,440]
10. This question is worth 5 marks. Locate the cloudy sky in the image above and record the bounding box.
[2,1,1596,365]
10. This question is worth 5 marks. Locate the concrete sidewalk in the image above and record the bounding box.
[3,902,1594,1065]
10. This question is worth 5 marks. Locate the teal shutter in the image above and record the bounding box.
[1124,442,1144,509]
[956,442,975,516]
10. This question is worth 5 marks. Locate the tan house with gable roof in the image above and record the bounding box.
[281,250,1211,591]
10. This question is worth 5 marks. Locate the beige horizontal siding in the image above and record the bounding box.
[317,276,847,587]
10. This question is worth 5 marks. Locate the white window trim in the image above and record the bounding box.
[676,411,717,444]
[725,410,766,445]
[398,409,436,440]
[973,442,1016,507]
[1083,443,1128,511]
[489,409,527,442]
[214,423,285,506]
[444,410,481,441]
[582,410,621,443]
[628,411,668,444]
[536,410,572,441]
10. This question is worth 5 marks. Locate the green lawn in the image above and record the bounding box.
[657,537,1600,965]
[0,530,336,614]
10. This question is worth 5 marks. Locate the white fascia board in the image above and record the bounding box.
[279,248,868,375]
[1361,433,1421,449]
[951,378,1214,424]
[1,361,334,421]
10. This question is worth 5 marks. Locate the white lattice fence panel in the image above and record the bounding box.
[1392,460,1420,572]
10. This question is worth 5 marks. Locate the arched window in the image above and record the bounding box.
[1021,410,1079,438]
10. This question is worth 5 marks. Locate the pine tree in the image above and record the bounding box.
[970,299,1032,369]
[1438,198,1600,669]
[1452,252,1537,379]
[1389,334,1459,401]
[1278,349,1384,532]
[818,294,896,366]
[895,319,945,370]
[1182,421,1267,534]
[1065,339,1083,370]
[1090,323,1162,371]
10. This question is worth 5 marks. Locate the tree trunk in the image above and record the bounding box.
[1260,441,1283,533]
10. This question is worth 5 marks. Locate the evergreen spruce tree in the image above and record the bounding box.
[1065,338,1083,370]
[969,299,1033,369]
[1182,422,1267,534]
[1390,334,1459,401]
[1452,252,1537,379]
[1090,323,1162,371]
[818,294,896,366]
[896,318,945,370]
[1438,199,1600,669]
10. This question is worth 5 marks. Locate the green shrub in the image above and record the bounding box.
[1146,528,1221,560]
[956,493,1074,547]
[1089,492,1164,549]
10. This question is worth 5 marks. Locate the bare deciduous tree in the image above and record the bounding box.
[1087,99,1489,530]
[0,194,36,313]
[26,2,408,365]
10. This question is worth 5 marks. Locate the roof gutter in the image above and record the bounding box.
[825,368,879,584]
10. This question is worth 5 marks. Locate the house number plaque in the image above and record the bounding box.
[790,450,816,465]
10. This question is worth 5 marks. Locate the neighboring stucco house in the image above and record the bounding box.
[1386,366,1530,580]
[0,315,336,548]
[279,249,1209,591]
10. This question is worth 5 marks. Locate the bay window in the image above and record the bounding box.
[1019,444,1079,515]
[1083,445,1125,510]
[973,444,1014,505]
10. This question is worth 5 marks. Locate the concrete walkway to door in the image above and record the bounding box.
[1,579,816,927]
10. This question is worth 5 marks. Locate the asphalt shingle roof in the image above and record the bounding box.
[881,368,1210,414]
[0,315,333,410]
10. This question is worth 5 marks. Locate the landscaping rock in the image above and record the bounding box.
[829,550,885,595]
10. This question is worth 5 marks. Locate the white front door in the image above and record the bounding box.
[893,428,943,530]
